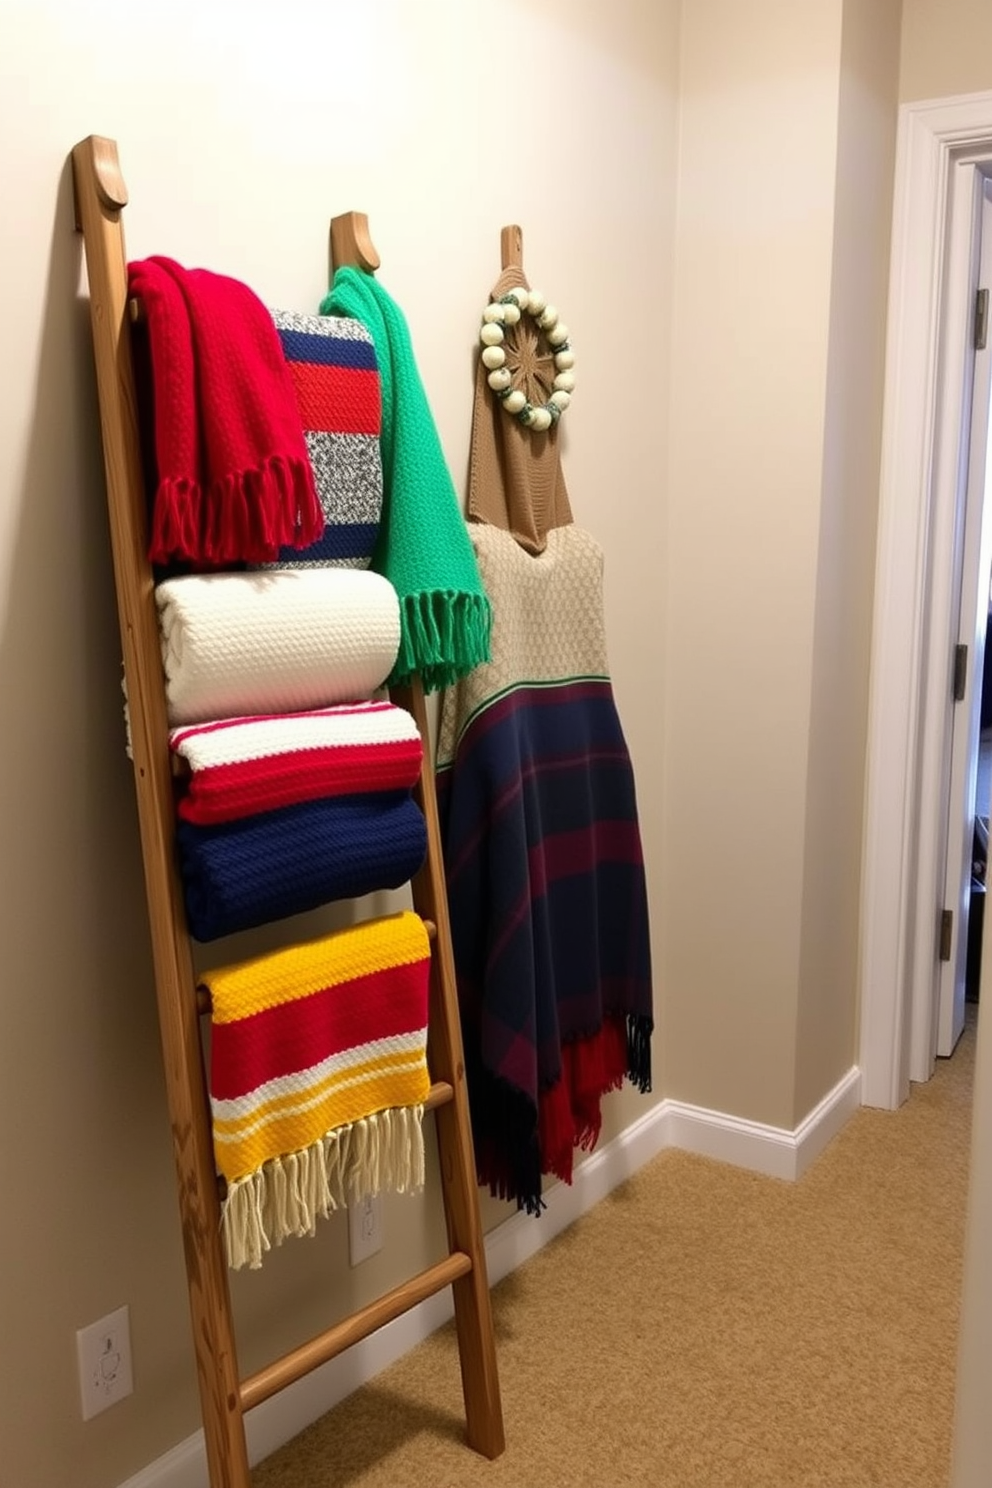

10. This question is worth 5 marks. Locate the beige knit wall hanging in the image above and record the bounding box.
[467,227,573,552]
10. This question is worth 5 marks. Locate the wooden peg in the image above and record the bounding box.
[329,211,381,274]
[500,224,523,271]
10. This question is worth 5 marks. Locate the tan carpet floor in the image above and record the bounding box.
[252,1017,975,1488]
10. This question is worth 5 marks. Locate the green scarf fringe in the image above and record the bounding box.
[390,589,493,694]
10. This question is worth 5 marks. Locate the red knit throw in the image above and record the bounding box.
[129,256,323,566]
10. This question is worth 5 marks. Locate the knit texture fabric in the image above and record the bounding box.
[176,792,427,942]
[202,910,431,1269]
[320,268,491,692]
[467,266,572,554]
[170,701,423,825]
[437,523,653,1213]
[266,310,384,568]
[129,257,323,565]
[155,568,400,726]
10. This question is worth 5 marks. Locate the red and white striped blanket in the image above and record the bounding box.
[170,700,423,825]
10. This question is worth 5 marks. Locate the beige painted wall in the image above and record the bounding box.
[664,0,901,1132]
[0,2,680,1484]
[899,0,992,102]
[663,0,846,1129]
[794,0,901,1122]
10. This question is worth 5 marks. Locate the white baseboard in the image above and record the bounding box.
[792,1065,862,1175]
[664,1065,863,1182]
[116,1436,206,1488]
[119,1066,860,1488]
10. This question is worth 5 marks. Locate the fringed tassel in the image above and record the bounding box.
[149,457,323,567]
[201,455,324,565]
[390,589,493,693]
[220,1103,426,1270]
[537,1018,630,1189]
[467,1055,545,1215]
[538,1074,578,1186]
[627,1013,653,1094]
[221,1169,270,1274]
[148,476,202,565]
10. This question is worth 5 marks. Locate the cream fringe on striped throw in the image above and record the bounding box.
[222,1104,426,1271]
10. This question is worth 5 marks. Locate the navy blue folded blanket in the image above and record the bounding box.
[176,791,427,942]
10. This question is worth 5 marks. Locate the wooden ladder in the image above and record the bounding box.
[70,133,504,1488]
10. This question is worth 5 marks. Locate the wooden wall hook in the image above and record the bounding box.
[72,134,129,231]
[500,224,523,271]
[329,211,381,273]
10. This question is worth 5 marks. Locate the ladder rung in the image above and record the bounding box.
[239,1249,473,1413]
[424,1079,454,1111]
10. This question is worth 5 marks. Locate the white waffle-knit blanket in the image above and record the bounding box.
[156,569,400,726]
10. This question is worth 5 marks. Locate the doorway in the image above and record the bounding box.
[860,92,992,1111]
[934,171,992,1056]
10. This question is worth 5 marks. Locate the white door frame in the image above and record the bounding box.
[936,176,992,1059]
[861,91,992,1109]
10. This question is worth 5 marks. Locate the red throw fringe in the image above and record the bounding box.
[148,477,203,566]
[149,456,324,567]
[537,1015,630,1186]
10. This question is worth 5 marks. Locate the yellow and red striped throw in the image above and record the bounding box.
[201,910,431,1269]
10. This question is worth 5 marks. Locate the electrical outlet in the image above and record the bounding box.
[348,1191,384,1266]
[76,1305,133,1420]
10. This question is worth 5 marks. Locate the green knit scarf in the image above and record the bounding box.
[320,268,491,693]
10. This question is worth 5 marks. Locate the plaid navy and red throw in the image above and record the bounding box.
[437,524,653,1214]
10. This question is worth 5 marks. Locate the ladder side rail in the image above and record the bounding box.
[391,679,506,1459]
[71,135,251,1488]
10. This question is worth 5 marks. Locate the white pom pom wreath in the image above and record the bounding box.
[479,283,576,433]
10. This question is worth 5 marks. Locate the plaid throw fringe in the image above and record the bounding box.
[201,911,432,1270]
